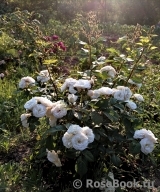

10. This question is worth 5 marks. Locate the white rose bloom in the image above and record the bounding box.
[34,97,53,107]
[81,126,95,143]
[46,149,62,167]
[0,73,4,78]
[49,115,57,127]
[24,98,37,110]
[21,119,29,128]
[68,85,77,94]
[134,129,158,143]
[73,79,92,90]
[62,132,73,148]
[133,94,144,102]
[87,90,100,99]
[37,70,50,83]
[128,79,142,89]
[133,129,149,139]
[37,76,50,83]
[67,124,82,135]
[71,132,88,151]
[100,66,116,78]
[32,104,46,118]
[98,87,113,95]
[68,94,78,103]
[60,78,77,92]
[51,103,67,119]
[20,113,31,121]
[140,138,155,155]
[19,76,35,89]
[126,101,137,110]
[113,86,132,101]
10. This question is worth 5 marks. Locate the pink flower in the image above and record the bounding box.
[52,35,59,40]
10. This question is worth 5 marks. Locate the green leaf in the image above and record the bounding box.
[91,111,103,125]
[46,135,54,149]
[106,48,119,54]
[75,156,88,178]
[82,150,94,162]
[43,59,58,64]
[103,110,119,122]
[150,46,158,50]
[47,125,66,134]
[129,142,141,155]
[111,154,122,166]
[65,149,78,159]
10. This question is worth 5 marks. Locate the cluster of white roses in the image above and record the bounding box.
[18,70,50,89]
[21,97,67,127]
[62,124,95,151]
[61,77,94,94]
[61,77,144,111]
[133,128,158,155]
[88,85,144,110]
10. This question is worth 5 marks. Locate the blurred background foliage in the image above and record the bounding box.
[1,0,160,25]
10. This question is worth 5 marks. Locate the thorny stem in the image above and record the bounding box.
[46,65,58,100]
[89,45,92,79]
[125,48,145,86]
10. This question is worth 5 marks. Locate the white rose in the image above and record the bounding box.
[32,104,46,118]
[113,86,132,101]
[140,138,155,155]
[145,130,158,143]
[39,70,49,76]
[126,101,137,110]
[0,73,4,78]
[21,119,29,128]
[100,66,116,78]
[134,129,157,143]
[68,94,78,103]
[71,132,88,151]
[34,97,53,107]
[49,115,57,127]
[128,79,142,89]
[46,149,62,167]
[73,79,92,90]
[68,85,77,94]
[133,94,144,102]
[62,132,73,148]
[67,124,82,135]
[87,90,100,99]
[37,76,50,83]
[81,126,95,143]
[19,76,35,89]
[37,70,50,83]
[133,129,149,139]
[51,103,67,119]
[60,78,77,92]
[98,87,113,95]
[20,113,31,121]
[24,98,37,110]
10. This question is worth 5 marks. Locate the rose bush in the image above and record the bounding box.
[18,24,159,191]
